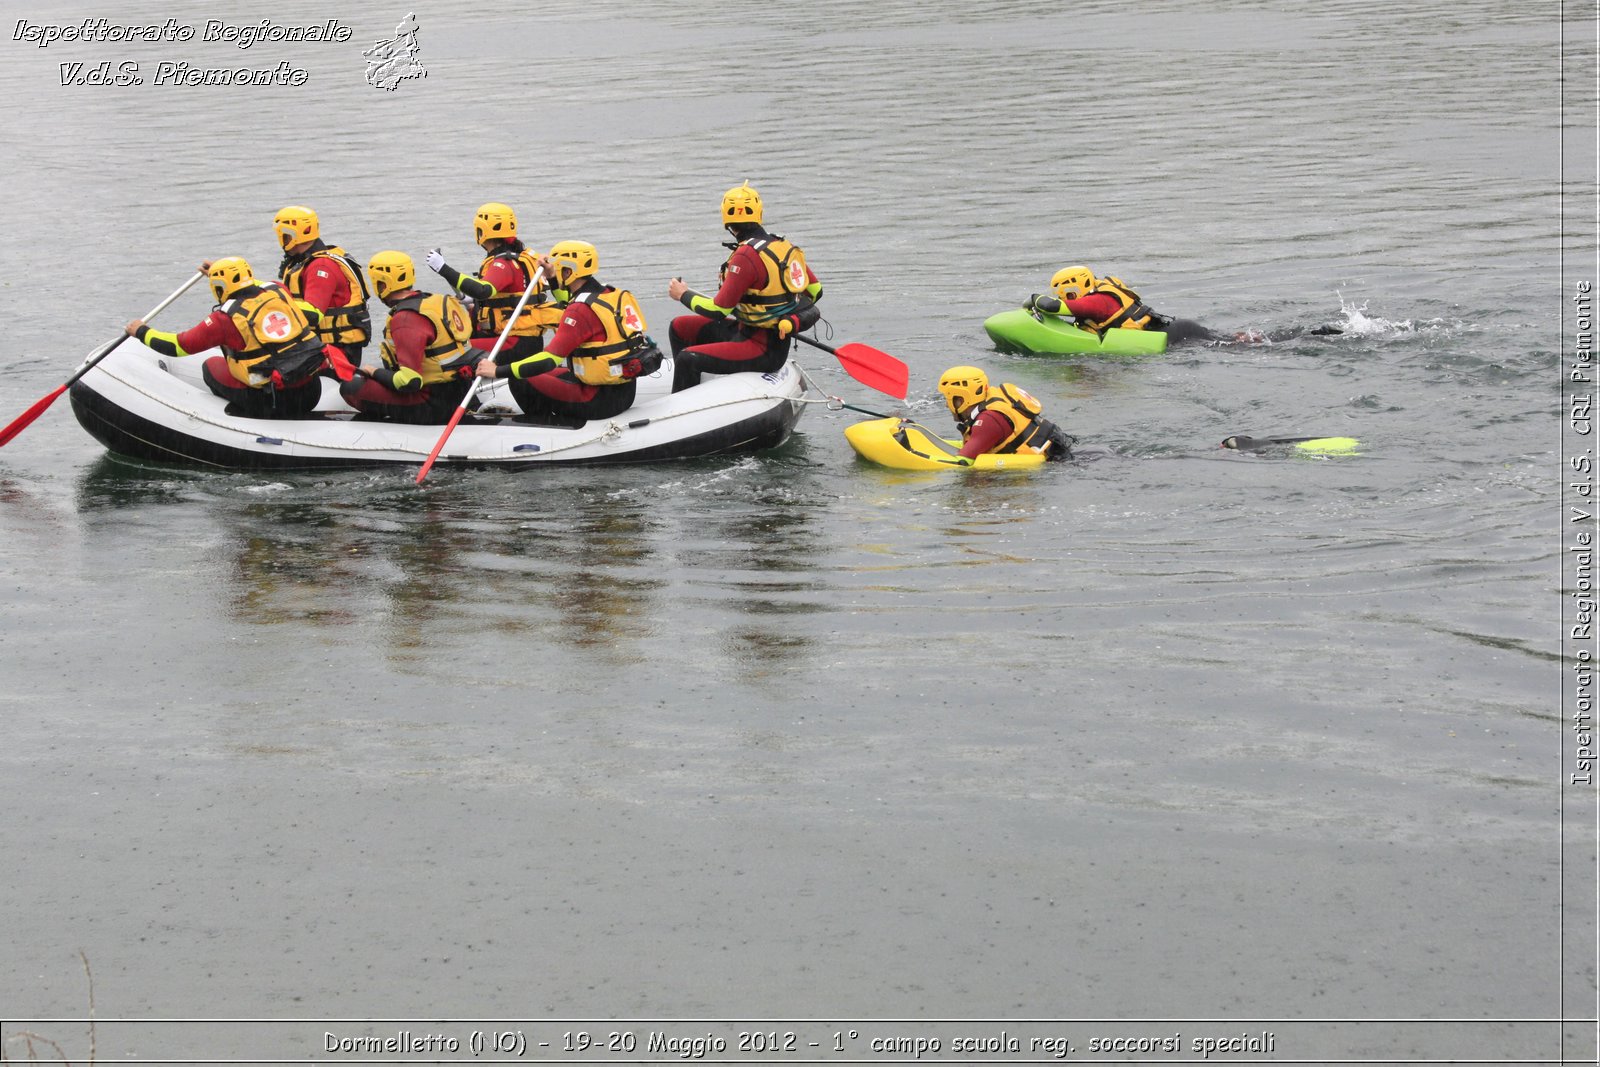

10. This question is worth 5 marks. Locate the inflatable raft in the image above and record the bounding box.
[843,417,1047,471]
[983,308,1167,357]
[69,341,806,471]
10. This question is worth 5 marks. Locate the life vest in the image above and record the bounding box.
[565,286,661,386]
[966,383,1064,455]
[279,244,372,347]
[219,283,328,387]
[728,234,809,329]
[1075,276,1158,333]
[381,293,476,386]
[474,248,563,339]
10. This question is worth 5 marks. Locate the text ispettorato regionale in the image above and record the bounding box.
[13,18,353,50]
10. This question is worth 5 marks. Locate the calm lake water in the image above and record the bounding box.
[0,2,1592,1063]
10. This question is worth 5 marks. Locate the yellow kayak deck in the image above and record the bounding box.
[843,417,1047,471]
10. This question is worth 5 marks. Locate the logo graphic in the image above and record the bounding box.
[786,259,807,289]
[260,310,294,340]
[622,304,644,333]
[364,13,426,91]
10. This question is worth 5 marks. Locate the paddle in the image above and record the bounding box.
[415,266,546,484]
[792,334,909,399]
[0,271,205,448]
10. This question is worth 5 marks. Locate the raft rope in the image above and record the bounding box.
[791,362,904,419]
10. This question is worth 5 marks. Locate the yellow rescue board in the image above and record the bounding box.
[843,417,1047,471]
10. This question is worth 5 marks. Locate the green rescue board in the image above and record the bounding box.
[843,417,1047,472]
[983,307,1168,357]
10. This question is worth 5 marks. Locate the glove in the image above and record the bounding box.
[1024,293,1043,310]
[425,248,447,274]
[776,314,801,338]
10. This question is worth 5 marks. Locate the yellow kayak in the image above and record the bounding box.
[843,417,1047,471]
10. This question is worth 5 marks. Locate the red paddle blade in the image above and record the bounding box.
[832,342,909,399]
[0,385,69,448]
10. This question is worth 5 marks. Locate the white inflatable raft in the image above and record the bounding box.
[68,341,806,471]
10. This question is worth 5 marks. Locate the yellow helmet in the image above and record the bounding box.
[273,205,320,251]
[474,202,518,246]
[366,250,416,300]
[1050,265,1096,300]
[207,257,254,303]
[547,240,598,286]
[721,182,763,225]
[937,365,990,418]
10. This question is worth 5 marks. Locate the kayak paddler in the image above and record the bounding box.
[1023,265,1221,344]
[936,365,1074,464]
[1024,265,1343,345]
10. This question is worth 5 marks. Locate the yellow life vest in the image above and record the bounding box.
[969,383,1063,455]
[566,287,655,386]
[279,244,372,347]
[474,248,563,339]
[381,293,475,386]
[1077,276,1158,333]
[730,234,809,328]
[220,283,327,387]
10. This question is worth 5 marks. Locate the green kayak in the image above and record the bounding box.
[983,307,1168,357]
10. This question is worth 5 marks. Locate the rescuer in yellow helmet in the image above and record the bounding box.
[424,202,562,367]
[272,205,372,371]
[336,251,478,423]
[1023,265,1234,344]
[125,257,333,418]
[935,365,1074,463]
[665,181,823,392]
[1025,266,1346,344]
[475,240,662,423]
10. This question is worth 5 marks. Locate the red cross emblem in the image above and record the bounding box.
[261,310,293,340]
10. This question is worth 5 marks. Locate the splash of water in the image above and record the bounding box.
[1335,293,1417,336]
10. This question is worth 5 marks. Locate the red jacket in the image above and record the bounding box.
[172,311,248,353]
[298,256,354,312]
[958,409,1015,459]
[1063,292,1123,323]
[383,294,437,371]
[544,299,605,360]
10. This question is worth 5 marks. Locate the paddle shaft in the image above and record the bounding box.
[416,267,546,484]
[71,271,206,385]
[0,271,205,448]
[793,333,843,359]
